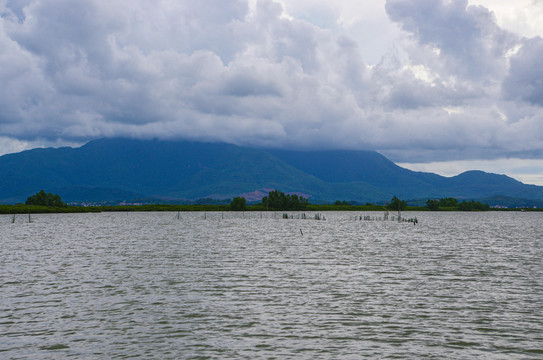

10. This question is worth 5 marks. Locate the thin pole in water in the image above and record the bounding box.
[300,229,303,236]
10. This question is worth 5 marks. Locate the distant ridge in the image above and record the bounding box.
[1,138,542,205]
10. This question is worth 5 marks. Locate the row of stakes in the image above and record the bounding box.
[283,213,326,220]
[357,214,418,224]
[10,212,415,224]
[192,212,416,223]
[191,212,328,220]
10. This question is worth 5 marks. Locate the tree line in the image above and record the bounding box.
[13,189,492,213]
[426,197,490,211]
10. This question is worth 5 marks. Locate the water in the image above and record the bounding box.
[1,211,542,359]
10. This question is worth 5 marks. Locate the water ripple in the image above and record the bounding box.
[1,211,542,359]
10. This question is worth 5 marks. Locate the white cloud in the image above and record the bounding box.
[277,0,403,64]
[0,136,82,156]
[469,0,543,38]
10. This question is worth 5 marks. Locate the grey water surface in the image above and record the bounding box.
[1,211,542,359]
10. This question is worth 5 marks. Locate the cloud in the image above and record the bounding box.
[502,37,543,106]
[385,0,518,81]
[0,0,542,169]
[469,0,543,39]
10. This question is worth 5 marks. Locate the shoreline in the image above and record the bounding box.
[1,204,541,214]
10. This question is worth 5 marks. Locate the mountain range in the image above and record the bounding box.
[1,138,542,205]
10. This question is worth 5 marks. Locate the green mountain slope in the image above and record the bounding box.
[268,149,444,198]
[0,138,542,203]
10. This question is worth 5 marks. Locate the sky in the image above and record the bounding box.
[1,0,543,185]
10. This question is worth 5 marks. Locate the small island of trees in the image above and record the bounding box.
[25,190,67,207]
[426,197,490,211]
[261,190,309,210]
[230,197,247,211]
[229,190,310,212]
[388,196,407,211]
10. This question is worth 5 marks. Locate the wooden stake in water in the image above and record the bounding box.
[12,214,16,223]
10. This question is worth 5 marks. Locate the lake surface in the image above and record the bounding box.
[1,211,542,359]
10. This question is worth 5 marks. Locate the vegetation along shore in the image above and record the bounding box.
[1,190,541,214]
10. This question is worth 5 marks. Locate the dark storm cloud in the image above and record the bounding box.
[503,37,543,106]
